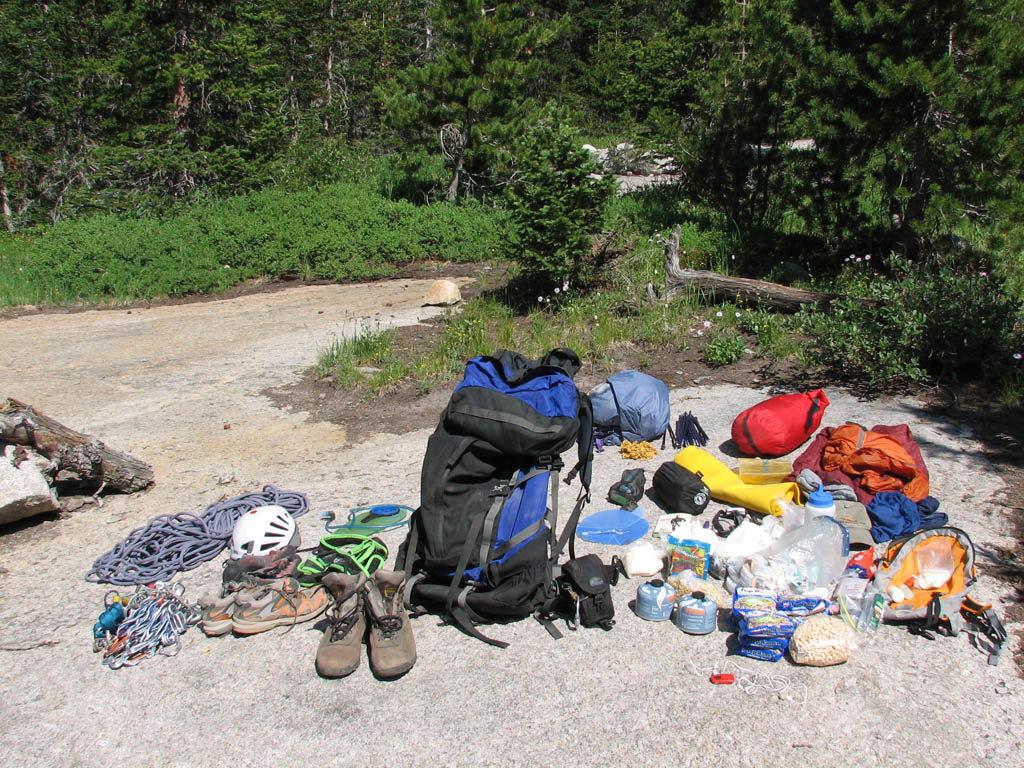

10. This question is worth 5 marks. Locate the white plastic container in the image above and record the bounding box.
[805,484,836,519]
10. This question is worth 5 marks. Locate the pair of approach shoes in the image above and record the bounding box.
[200,577,328,636]
[315,569,416,679]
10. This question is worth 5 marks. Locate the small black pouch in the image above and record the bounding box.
[652,461,710,515]
[557,554,617,630]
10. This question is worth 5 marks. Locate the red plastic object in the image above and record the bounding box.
[710,673,735,685]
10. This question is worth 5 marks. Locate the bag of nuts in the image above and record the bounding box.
[788,614,854,666]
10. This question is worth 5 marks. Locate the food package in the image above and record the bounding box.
[788,614,855,666]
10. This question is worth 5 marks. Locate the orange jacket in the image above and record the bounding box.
[822,424,929,501]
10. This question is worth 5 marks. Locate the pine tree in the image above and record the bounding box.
[385,0,552,201]
[505,110,615,280]
[665,0,804,235]
[795,0,1024,253]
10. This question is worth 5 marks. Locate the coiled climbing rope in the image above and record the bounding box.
[86,485,309,585]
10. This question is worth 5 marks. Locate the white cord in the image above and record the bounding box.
[686,654,808,704]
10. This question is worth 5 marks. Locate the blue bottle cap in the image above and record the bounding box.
[807,483,834,509]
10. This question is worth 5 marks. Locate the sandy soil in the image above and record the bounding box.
[1,277,1022,768]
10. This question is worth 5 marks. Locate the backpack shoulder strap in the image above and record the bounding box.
[564,391,594,499]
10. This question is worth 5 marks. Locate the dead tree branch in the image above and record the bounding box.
[0,399,154,493]
[661,225,837,312]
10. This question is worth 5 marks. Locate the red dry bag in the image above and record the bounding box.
[731,390,830,458]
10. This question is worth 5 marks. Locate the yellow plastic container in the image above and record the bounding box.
[735,458,793,485]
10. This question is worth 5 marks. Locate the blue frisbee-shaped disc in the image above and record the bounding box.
[576,508,650,545]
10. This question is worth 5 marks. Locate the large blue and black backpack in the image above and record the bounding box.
[399,348,593,647]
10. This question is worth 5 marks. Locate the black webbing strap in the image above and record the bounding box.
[962,595,1007,665]
[909,593,946,640]
[563,395,594,503]
[445,509,488,617]
[479,475,524,570]
[448,590,509,648]
[400,512,420,575]
[402,572,426,616]
[551,487,588,566]
[442,485,520,648]
[536,594,567,639]
[975,608,1007,666]
[923,593,943,630]
[491,517,547,563]
[741,413,762,457]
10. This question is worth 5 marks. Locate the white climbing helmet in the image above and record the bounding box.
[230,505,298,560]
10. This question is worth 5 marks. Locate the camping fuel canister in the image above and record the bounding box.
[635,579,675,621]
[673,591,718,634]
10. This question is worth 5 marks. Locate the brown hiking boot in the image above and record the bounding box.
[315,572,367,679]
[231,577,329,635]
[364,570,416,678]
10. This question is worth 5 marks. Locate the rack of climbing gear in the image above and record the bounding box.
[99,582,201,669]
[92,591,131,652]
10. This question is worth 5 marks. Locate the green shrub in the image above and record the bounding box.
[505,111,615,281]
[796,252,1021,386]
[703,328,747,367]
[739,308,798,357]
[1,183,508,306]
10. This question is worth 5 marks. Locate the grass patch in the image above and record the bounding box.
[316,322,406,394]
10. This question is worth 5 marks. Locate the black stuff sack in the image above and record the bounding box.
[544,554,617,631]
[652,461,710,516]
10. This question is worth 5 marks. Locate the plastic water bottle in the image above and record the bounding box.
[805,484,836,519]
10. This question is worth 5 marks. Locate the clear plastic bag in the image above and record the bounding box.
[716,520,773,561]
[789,615,854,666]
[777,495,806,530]
[913,537,956,589]
[767,516,848,594]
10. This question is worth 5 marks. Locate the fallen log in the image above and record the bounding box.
[0,398,153,493]
[662,225,836,312]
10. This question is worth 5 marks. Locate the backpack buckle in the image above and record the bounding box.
[537,454,563,471]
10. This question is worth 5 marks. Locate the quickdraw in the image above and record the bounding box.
[99,583,201,670]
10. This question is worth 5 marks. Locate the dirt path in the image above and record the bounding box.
[1,279,468,488]
[1,280,1023,768]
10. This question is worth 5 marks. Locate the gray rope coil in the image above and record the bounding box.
[86,485,309,586]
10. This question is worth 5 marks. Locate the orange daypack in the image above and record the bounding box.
[872,527,975,627]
